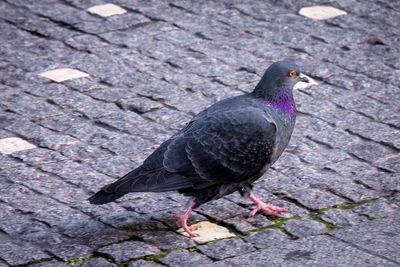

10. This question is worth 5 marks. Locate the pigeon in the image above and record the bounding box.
[89,59,309,236]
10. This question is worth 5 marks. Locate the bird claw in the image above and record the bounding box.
[171,208,200,237]
[177,219,200,237]
[249,203,288,217]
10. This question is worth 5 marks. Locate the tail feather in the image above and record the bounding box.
[88,190,125,205]
[88,167,195,205]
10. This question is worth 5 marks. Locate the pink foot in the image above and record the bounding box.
[172,198,200,237]
[249,193,288,217]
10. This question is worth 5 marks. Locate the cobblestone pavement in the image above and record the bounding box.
[0,0,399,266]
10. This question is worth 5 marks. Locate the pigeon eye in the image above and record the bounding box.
[288,70,297,77]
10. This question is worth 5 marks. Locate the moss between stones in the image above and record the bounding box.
[336,203,357,210]
[115,260,126,267]
[242,215,303,235]
[308,214,338,231]
[367,216,387,221]
[64,256,90,265]
[142,251,167,262]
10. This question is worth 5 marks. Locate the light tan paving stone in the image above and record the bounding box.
[177,221,235,244]
[39,68,89,83]
[299,6,347,20]
[87,3,127,17]
[0,137,36,155]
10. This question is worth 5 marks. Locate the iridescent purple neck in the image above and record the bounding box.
[258,89,296,117]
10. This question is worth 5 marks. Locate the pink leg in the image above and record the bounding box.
[248,192,288,217]
[172,198,200,237]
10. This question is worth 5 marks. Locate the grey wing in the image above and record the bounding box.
[178,106,277,184]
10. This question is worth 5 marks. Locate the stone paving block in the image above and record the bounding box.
[0,237,52,266]
[320,208,367,228]
[86,86,134,103]
[60,144,112,163]
[79,258,116,267]
[224,213,273,234]
[289,188,345,210]
[39,68,89,82]
[332,212,400,263]
[345,141,394,164]
[0,137,36,154]
[2,92,63,119]
[46,243,93,261]
[117,96,164,113]
[135,230,194,250]
[283,218,328,238]
[87,4,127,17]
[219,235,398,267]
[80,228,133,248]
[196,198,249,221]
[159,249,213,267]
[177,221,236,244]
[244,229,291,249]
[299,6,347,20]
[375,154,400,173]
[389,192,400,206]
[11,147,66,166]
[122,192,181,214]
[302,172,381,203]
[97,241,160,261]
[88,155,137,177]
[354,199,397,219]
[151,208,207,230]
[128,259,164,267]
[198,238,255,260]
[256,169,309,194]
[97,111,171,142]
[143,107,192,129]
[40,160,115,191]
[349,121,400,150]
[98,210,166,231]
[30,260,69,267]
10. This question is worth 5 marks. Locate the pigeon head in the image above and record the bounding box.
[252,59,308,99]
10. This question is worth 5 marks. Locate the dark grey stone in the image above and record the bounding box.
[333,212,400,263]
[97,241,160,261]
[196,198,249,221]
[224,213,273,234]
[283,218,328,238]
[320,209,367,228]
[354,199,397,219]
[198,238,255,260]
[135,231,194,250]
[79,258,116,267]
[29,260,69,267]
[98,210,167,231]
[128,259,164,267]
[117,96,163,113]
[47,244,93,260]
[0,237,51,266]
[159,250,213,267]
[289,188,345,210]
[244,229,291,249]
[219,235,398,267]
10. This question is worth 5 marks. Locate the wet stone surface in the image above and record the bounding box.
[0,0,399,266]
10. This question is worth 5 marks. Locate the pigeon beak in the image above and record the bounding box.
[299,76,309,83]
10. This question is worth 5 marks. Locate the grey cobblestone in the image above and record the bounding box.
[0,0,399,265]
[283,218,328,238]
[159,249,213,267]
[198,238,255,260]
[97,240,160,262]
